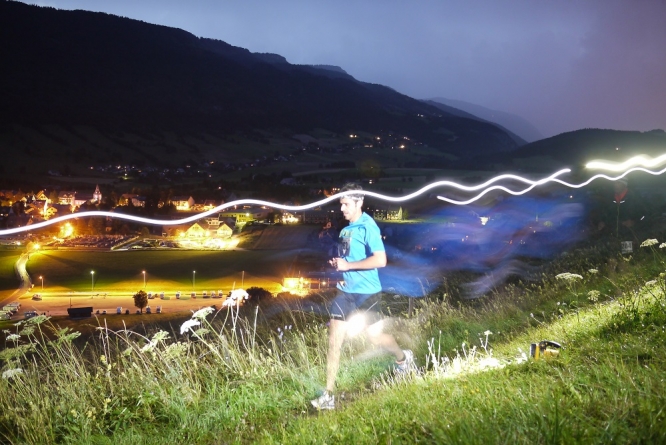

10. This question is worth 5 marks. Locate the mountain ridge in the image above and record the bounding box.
[0,0,519,169]
[428,97,543,143]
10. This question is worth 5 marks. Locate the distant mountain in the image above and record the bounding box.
[428,98,543,143]
[0,0,520,174]
[423,100,527,147]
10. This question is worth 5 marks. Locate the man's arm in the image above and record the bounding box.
[332,251,386,271]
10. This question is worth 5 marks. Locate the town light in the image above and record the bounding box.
[142,270,146,288]
[39,275,43,290]
[91,270,95,293]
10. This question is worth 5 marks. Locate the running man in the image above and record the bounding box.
[311,183,414,410]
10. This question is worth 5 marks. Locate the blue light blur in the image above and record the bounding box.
[379,193,585,298]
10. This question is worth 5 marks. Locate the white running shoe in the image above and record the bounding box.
[311,391,335,410]
[395,349,415,374]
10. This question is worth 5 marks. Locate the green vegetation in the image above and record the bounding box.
[0,250,20,299]
[133,290,149,313]
[1,239,666,443]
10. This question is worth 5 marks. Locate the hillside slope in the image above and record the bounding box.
[0,0,519,174]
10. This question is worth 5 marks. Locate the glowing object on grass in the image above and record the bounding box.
[586,153,666,171]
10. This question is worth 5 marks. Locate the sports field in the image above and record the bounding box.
[26,249,296,292]
[3,247,326,316]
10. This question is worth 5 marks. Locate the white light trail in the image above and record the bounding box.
[438,165,666,205]
[0,170,570,235]
[436,169,570,205]
[586,153,666,171]
[2,159,666,235]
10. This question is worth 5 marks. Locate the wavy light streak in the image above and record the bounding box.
[2,160,666,235]
[586,153,666,171]
[438,165,666,205]
[0,170,570,235]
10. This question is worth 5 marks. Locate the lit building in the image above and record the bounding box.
[171,196,195,211]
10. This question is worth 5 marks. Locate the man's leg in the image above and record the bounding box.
[326,318,348,392]
[366,320,404,361]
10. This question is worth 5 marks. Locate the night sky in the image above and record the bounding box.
[39,0,666,139]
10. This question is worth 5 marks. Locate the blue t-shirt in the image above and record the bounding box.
[337,212,385,294]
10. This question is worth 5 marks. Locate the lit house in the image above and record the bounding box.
[172,196,195,211]
[183,223,206,238]
[119,194,146,207]
[191,199,220,211]
[58,191,76,205]
[163,219,234,239]
[71,185,102,208]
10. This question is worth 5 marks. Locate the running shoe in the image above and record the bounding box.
[311,391,335,410]
[395,349,415,374]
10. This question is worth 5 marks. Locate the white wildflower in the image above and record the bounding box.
[483,330,492,336]
[26,315,49,325]
[19,326,35,337]
[587,290,600,302]
[645,280,657,287]
[2,368,24,380]
[140,342,156,353]
[6,334,20,342]
[151,330,170,342]
[640,239,658,247]
[191,307,214,320]
[164,342,188,360]
[180,319,200,335]
[660,243,666,249]
[588,269,598,274]
[556,273,583,281]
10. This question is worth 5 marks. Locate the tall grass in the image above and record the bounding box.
[1,238,665,443]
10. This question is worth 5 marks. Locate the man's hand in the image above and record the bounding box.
[329,257,350,271]
[329,252,387,271]
[334,258,350,271]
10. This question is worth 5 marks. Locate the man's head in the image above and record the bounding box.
[339,183,364,222]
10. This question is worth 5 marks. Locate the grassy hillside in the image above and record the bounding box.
[1,235,665,443]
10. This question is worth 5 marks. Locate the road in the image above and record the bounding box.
[1,252,31,302]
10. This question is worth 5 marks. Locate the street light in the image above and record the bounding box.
[91,270,95,293]
[142,270,146,288]
[192,270,196,291]
[39,275,43,290]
